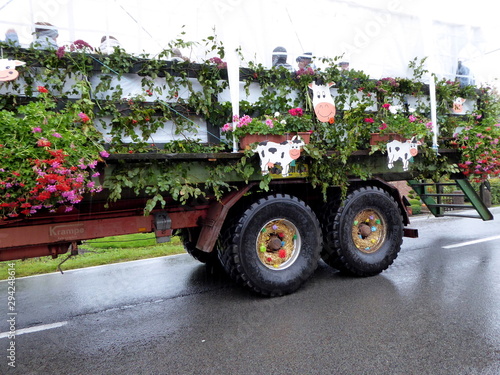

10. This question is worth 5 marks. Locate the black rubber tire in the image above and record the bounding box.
[179,228,218,264]
[218,194,322,296]
[322,186,403,276]
[320,198,349,272]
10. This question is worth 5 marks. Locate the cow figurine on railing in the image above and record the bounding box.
[0,59,25,82]
[254,135,306,177]
[386,137,422,171]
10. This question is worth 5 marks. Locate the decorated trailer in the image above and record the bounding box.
[0,39,497,296]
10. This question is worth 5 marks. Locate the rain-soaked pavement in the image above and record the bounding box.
[1,208,499,374]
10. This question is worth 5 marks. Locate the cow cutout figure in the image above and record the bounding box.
[452,97,466,114]
[254,135,306,177]
[308,81,336,123]
[0,59,26,82]
[386,137,421,171]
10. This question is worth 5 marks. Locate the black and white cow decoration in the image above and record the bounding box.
[254,135,306,177]
[386,137,422,171]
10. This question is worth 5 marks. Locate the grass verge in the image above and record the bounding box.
[0,233,187,280]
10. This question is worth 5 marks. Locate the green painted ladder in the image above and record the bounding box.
[408,179,493,221]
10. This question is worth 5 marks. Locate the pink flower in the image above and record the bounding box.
[379,123,388,130]
[408,115,417,122]
[56,46,66,59]
[52,132,62,138]
[239,115,252,126]
[70,39,93,51]
[32,127,42,133]
[221,123,232,132]
[78,112,90,123]
[364,118,374,123]
[382,103,391,109]
[288,108,304,117]
[265,119,273,127]
[99,150,110,158]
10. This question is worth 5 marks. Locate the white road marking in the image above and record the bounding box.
[442,234,500,249]
[0,321,68,339]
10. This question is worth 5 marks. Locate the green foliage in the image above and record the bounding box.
[411,204,422,215]
[489,178,500,205]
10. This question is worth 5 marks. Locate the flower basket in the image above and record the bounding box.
[239,132,311,150]
[369,133,405,145]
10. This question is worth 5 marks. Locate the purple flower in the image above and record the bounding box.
[52,132,62,138]
[71,39,93,51]
[32,127,42,133]
[56,46,66,59]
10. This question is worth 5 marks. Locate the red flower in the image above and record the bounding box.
[288,107,304,117]
[364,118,374,123]
[36,138,52,148]
[37,86,49,93]
[328,117,335,124]
[78,112,90,123]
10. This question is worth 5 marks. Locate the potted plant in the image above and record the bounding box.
[221,107,314,149]
[368,102,433,145]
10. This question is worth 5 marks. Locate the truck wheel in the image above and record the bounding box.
[218,194,322,296]
[322,186,403,276]
[179,228,218,264]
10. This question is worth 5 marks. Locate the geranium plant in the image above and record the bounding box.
[455,117,500,182]
[370,103,433,140]
[0,88,107,219]
[220,107,314,139]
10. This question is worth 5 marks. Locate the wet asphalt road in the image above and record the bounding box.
[1,208,499,375]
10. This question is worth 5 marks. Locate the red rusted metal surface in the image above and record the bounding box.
[0,206,210,261]
[196,183,257,253]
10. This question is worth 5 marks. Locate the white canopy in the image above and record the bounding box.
[0,0,498,85]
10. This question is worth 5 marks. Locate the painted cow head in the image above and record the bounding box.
[308,81,336,123]
[0,59,26,82]
[452,97,466,113]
